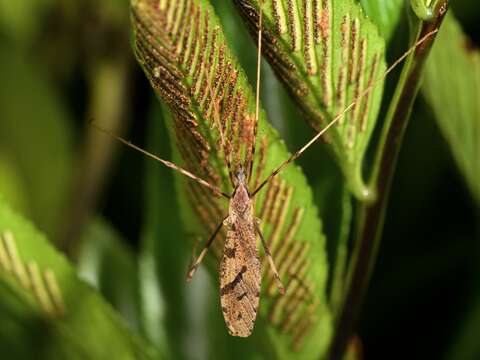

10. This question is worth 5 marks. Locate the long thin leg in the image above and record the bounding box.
[254,220,285,295]
[89,120,230,199]
[186,233,201,269]
[186,216,228,281]
[251,30,439,198]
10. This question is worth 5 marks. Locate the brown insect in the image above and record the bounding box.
[186,166,285,336]
[92,1,439,337]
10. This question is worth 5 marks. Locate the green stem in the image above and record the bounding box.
[410,0,435,21]
[328,2,448,359]
[61,57,132,258]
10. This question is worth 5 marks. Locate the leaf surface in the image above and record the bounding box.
[77,218,141,331]
[131,0,331,357]
[232,0,387,198]
[0,198,158,359]
[0,46,74,242]
[359,0,404,43]
[139,101,191,360]
[422,13,480,204]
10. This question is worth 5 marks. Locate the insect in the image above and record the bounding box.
[93,0,440,338]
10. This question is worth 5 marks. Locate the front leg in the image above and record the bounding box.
[186,215,228,281]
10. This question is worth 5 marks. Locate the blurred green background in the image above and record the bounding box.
[0,0,479,359]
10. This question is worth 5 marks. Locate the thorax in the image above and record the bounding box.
[229,183,253,222]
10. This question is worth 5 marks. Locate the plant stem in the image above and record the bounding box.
[328,2,448,359]
[61,56,132,258]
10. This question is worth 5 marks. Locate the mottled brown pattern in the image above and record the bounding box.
[302,0,316,75]
[359,54,380,132]
[133,0,313,346]
[286,0,299,51]
[348,18,360,85]
[220,179,261,337]
[337,14,350,123]
[319,0,331,107]
[233,0,387,160]
[132,0,258,228]
[271,0,286,35]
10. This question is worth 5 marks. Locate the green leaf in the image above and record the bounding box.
[324,185,352,315]
[446,291,480,360]
[422,13,480,204]
[131,0,331,358]
[77,218,140,331]
[359,0,404,43]
[0,46,74,242]
[232,0,386,199]
[0,155,28,217]
[210,0,259,81]
[305,143,352,316]
[0,197,158,359]
[0,0,52,45]
[139,101,191,359]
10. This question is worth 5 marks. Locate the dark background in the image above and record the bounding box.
[0,0,479,359]
[57,1,480,358]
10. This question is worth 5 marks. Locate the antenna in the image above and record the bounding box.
[89,120,230,199]
[251,29,439,197]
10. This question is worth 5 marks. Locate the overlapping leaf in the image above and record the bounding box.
[0,198,157,359]
[423,13,480,204]
[0,47,74,242]
[131,0,331,357]
[359,0,404,42]
[77,218,140,331]
[232,0,387,198]
[140,103,190,359]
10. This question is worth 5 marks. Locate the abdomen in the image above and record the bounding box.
[219,218,261,337]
